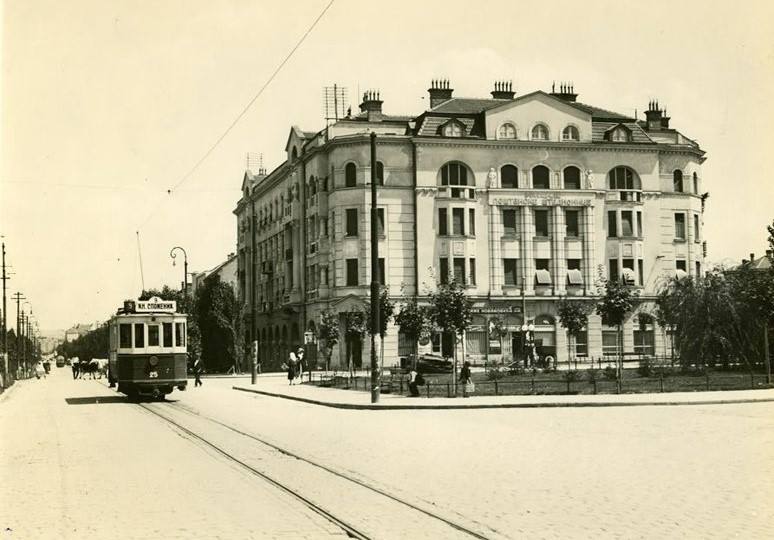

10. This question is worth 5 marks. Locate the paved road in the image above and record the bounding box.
[2,370,773,539]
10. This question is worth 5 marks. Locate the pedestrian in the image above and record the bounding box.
[287,350,297,385]
[295,347,305,382]
[71,358,80,380]
[460,361,474,398]
[408,367,420,397]
[193,356,203,387]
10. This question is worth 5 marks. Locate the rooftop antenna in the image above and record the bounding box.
[323,84,349,126]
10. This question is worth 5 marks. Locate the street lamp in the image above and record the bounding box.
[169,246,188,309]
[521,321,535,367]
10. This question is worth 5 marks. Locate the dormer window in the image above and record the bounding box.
[498,123,517,139]
[562,125,579,141]
[442,120,464,137]
[610,127,630,142]
[531,124,549,140]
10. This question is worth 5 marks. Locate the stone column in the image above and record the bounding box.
[553,206,566,295]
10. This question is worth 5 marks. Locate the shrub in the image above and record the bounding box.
[485,363,506,381]
[652,358,674,378]
[507,358,525,376]
[603,365,618,381]
[586,368,600,383]
[563,370,580,383]
[637,358,654,378]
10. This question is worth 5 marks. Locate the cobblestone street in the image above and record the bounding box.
[2,369,773,539]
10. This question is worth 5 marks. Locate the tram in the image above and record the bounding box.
[108,297,188,399]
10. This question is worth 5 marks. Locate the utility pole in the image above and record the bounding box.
[369,131,380,404]
[12,292,25,378]
[1,242,8,382]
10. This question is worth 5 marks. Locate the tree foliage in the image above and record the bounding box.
[57,323,109,363]
[595,278,638,328]
[427,280,473,339]
[193,275,242,372]
[558,298,593,365]
[395,295,433,358]
[316,310,339,370]
[365,287,395,338]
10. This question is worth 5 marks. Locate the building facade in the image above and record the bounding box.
[234,81,706,369]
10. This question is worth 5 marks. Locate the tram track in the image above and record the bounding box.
[138,400,497,540]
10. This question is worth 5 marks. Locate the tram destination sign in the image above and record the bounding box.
[135,296,177,313]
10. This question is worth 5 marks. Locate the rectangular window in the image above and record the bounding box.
[676,259,687,271]
[453,257,465,284]
[608,211,617,238]
[535,259,551,285]
[693,175,698,194]
[638,259,644,286]
[633,329,655,356]
[503,259,519,286]
[440,258,449,284]
[452,208,465,235]
[565,209,579,237]
[346,259,358,286]
[378,258,385,286]
[695,261,701,276]
[438,208,448,236]
[693,214,700,242]
[608,259,619,282]
[637,211,643,237]
[602,330,619,356]
[621,211,633,237]
[567,259,583,285]
[503,209,517,235]
[119,324,132,348]
[134,323,145,348]
[575,331,588,357]
[346,209,358,237]
[623,258,635,284]
[468,258,476,285]
[377,208,385,237]
[148,324,160,347]
[323,266,329,285]
[534,209,550,237]
[321,218,328,237]
[674,213,686,240]
[175,322,186,347]
[469,209,476,236]
[567,258,581,270]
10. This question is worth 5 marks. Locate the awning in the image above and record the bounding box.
[622,268,636,284]
[675,269,688,280]
[535,269,552,285]
[567,269,583,285]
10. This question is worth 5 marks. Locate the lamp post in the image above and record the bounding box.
[169,247,188,309]
[369,131,380,404]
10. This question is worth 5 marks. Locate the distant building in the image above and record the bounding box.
[64,323,96,342]
[190,253,238,296]
[234,80,707,369]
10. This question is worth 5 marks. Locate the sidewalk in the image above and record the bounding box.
[233,374,774,410]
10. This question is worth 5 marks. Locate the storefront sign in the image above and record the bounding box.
[471,306,522,314]
[491,197,592,207]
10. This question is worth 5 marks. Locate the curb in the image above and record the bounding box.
[232,386,774,410]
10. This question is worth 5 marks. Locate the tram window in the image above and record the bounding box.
[163,323,173,347]
[134,323,145,348]
[175,322,186,347]
[119,324,132,348]
[148,325,160,347]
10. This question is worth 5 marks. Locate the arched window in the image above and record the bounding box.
[610,127,630,142]
[498,123,517,139]
[608,166,640,190]
[562,125,579,141]
[345,163,357,187]
[673,170,683,192]
[376,162,384,185]
[531,124,549,140]
[291,147,298,161]
[440,162,469,186]
[501,165,518,189]
[563,166,581,189]
[532,165,550,189]
[443,122,463,137]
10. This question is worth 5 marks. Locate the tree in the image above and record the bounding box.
[365,286,395,374]
[193,275,241,373]
[427,280,473,393]
[557,298,592,368]
[395,294,433,364]
[596,277,638,387]
[344,310,367,377]
[316,310,339,372]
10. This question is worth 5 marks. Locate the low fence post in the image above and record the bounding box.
[446,382,451,398]
[426,381,431,398]
[531,373,535,394]
[660,373,664,393]
[592,379,597,394]
[706,372,710,391]
[495,380,499,396]
[751,372,755,389]
[399,379,403,394]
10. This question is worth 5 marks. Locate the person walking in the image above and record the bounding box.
[71,358,80,380]
[193,356,204,387]
[460,361,474,398]
[408,367,420,397]
[287,350,297,385]
[295,347,305,383]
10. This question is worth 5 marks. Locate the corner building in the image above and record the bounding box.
[234,82,706,369]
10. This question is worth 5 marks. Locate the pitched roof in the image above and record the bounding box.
[592,122,654,144]
[570,101,633,120]
[417,116,477,137]
[429,98,509,114]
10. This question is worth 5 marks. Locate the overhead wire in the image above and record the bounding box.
[136,0,336,231]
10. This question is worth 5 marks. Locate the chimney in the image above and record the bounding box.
[644,99,664,131]
[660,108,671,129]
[549,81,578,102]
[750,252,756,262]
[359,89,383,122]
[428,79,453,108]
[491,80,515,100]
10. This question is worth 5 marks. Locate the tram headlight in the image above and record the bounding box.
[148,355,159,367]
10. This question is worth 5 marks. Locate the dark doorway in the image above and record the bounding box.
[511,334,524,362]
[441,333,454,358]
[346,334,363,369]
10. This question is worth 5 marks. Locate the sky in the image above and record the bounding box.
[2,0,774,333]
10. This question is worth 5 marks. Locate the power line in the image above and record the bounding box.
[137,0,336,230]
